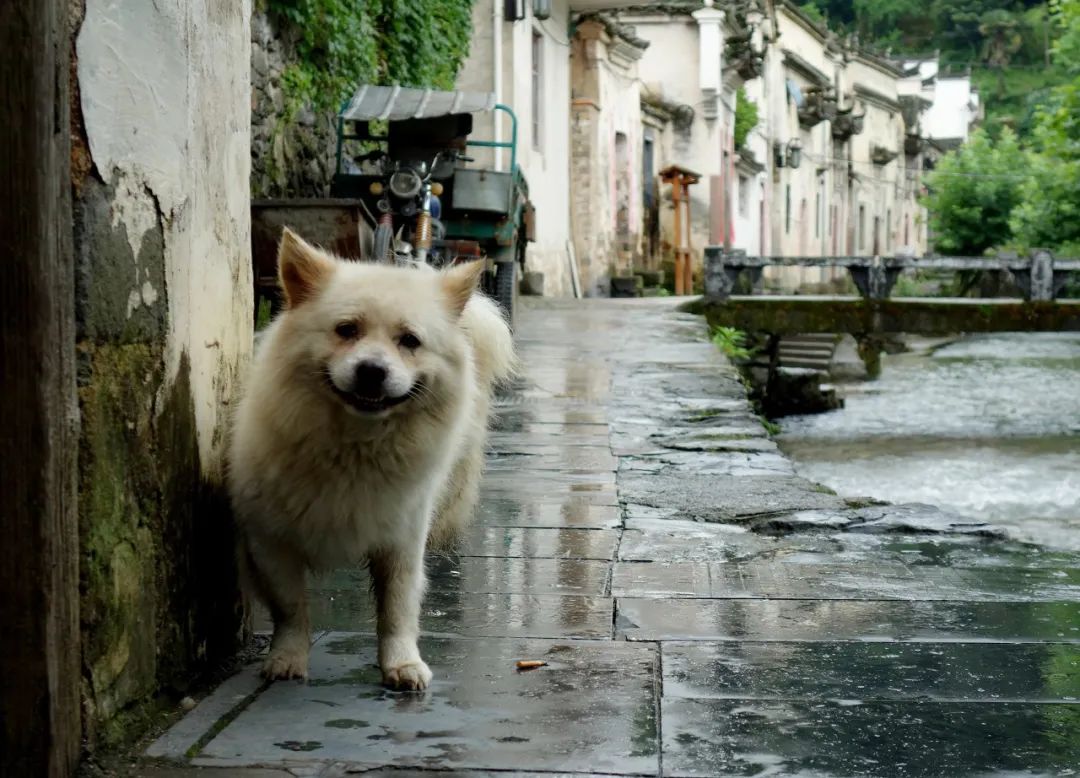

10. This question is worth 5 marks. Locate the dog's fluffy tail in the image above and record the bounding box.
[463,293,517,387]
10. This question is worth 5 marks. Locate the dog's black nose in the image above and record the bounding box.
[353,362,387,396]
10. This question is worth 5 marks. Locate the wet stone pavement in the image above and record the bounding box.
[148,298,1080,777]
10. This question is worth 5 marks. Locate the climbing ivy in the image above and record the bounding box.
[268,0,475,116]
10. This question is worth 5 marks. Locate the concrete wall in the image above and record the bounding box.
[458,0,573,296]
[73,0,251,745]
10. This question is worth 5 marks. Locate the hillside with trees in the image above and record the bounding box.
[799,0,1068,138]
[800,0,1079,263]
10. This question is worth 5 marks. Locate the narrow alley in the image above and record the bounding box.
[144,299,1080,776]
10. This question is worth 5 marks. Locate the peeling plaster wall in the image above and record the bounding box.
[73,0,252,745]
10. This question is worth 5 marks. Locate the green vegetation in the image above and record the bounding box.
[920,2,1080,260]
[268,0,474,117]
[971,65,1068,138]
[798,1,1051,62]
[1011,2,1080,255]
[797,1,1066,137]
[733,87,760,150]
[921,128,1026,255]
[711,326,754,361]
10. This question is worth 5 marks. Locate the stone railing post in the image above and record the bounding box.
[1030,250,1054,301]
[704,247,745,300]
[848,255,901,300]
[1014,250,1063,301]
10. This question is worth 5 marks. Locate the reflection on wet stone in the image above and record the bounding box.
[617,598,1080,642]
[663,641,1080,702]
[197,635,657,773]
[663,698,1080,777]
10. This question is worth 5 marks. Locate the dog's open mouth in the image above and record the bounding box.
[324,372,418,414]
[328,383,413,414]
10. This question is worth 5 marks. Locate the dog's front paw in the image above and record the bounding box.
[382,660,432,691]
[262,648,309,681]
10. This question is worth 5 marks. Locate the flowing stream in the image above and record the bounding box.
[779,333,1080,550]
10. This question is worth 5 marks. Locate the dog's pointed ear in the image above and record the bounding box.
[278,228,334,308]
[441,260,485,317]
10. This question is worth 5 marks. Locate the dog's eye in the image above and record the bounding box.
[334,321,359,339]
[399,332,422,350]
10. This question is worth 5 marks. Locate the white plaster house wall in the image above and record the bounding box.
[457,0,573,295]
[77,0,252,472]
[620,10,737,282]
[733,73,769,256]
[569,17,646,295]
[926,76,981,143]
[847,57,905,257]
[763,6,844,288]
[900,58,981,145]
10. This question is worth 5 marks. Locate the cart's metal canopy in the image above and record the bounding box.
[340,85,497,121]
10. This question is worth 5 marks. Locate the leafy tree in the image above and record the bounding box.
[921,128,1026,255]
[853,0,935,50]
[269,0,474,115]
[733,88,760,150]
[1052,0,1080,70]
[1012,0,1080,253]
[980,9,1024,92]
[799,1,827,24]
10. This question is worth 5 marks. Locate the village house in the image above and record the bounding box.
[456,0,576,296]
[613,1,753,291]
[457,0,979,297]
[900,56,983,152]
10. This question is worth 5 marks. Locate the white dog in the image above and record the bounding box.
[228,229,515,690]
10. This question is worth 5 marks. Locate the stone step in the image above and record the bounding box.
[778,334,838,372]
[779,358,831,371]
[778,345,835,358]
[786,333,839,344]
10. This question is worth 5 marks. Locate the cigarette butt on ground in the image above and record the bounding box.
[516,660,547,670]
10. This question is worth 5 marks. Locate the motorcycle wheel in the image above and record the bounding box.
[494,256,517,333]
[373,222,393,263]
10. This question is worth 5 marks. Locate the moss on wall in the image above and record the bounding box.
[77,344,243,750]
[74,180,243,751]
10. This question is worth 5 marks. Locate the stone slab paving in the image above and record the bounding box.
[147,298,1080,776]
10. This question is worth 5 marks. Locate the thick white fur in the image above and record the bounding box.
[228,231,514,689]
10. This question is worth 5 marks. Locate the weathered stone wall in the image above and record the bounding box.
[250,10,338,198]
[73,0,252,747]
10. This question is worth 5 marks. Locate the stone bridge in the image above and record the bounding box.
[697,250,1080,376]
[704,249,1080,302]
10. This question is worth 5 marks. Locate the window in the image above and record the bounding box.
[531,31,543,150]
[814,193,821,238]
[785,185,791,234]
[858,205,866,251]
[886,209,892,251]
[738,175,749,218]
